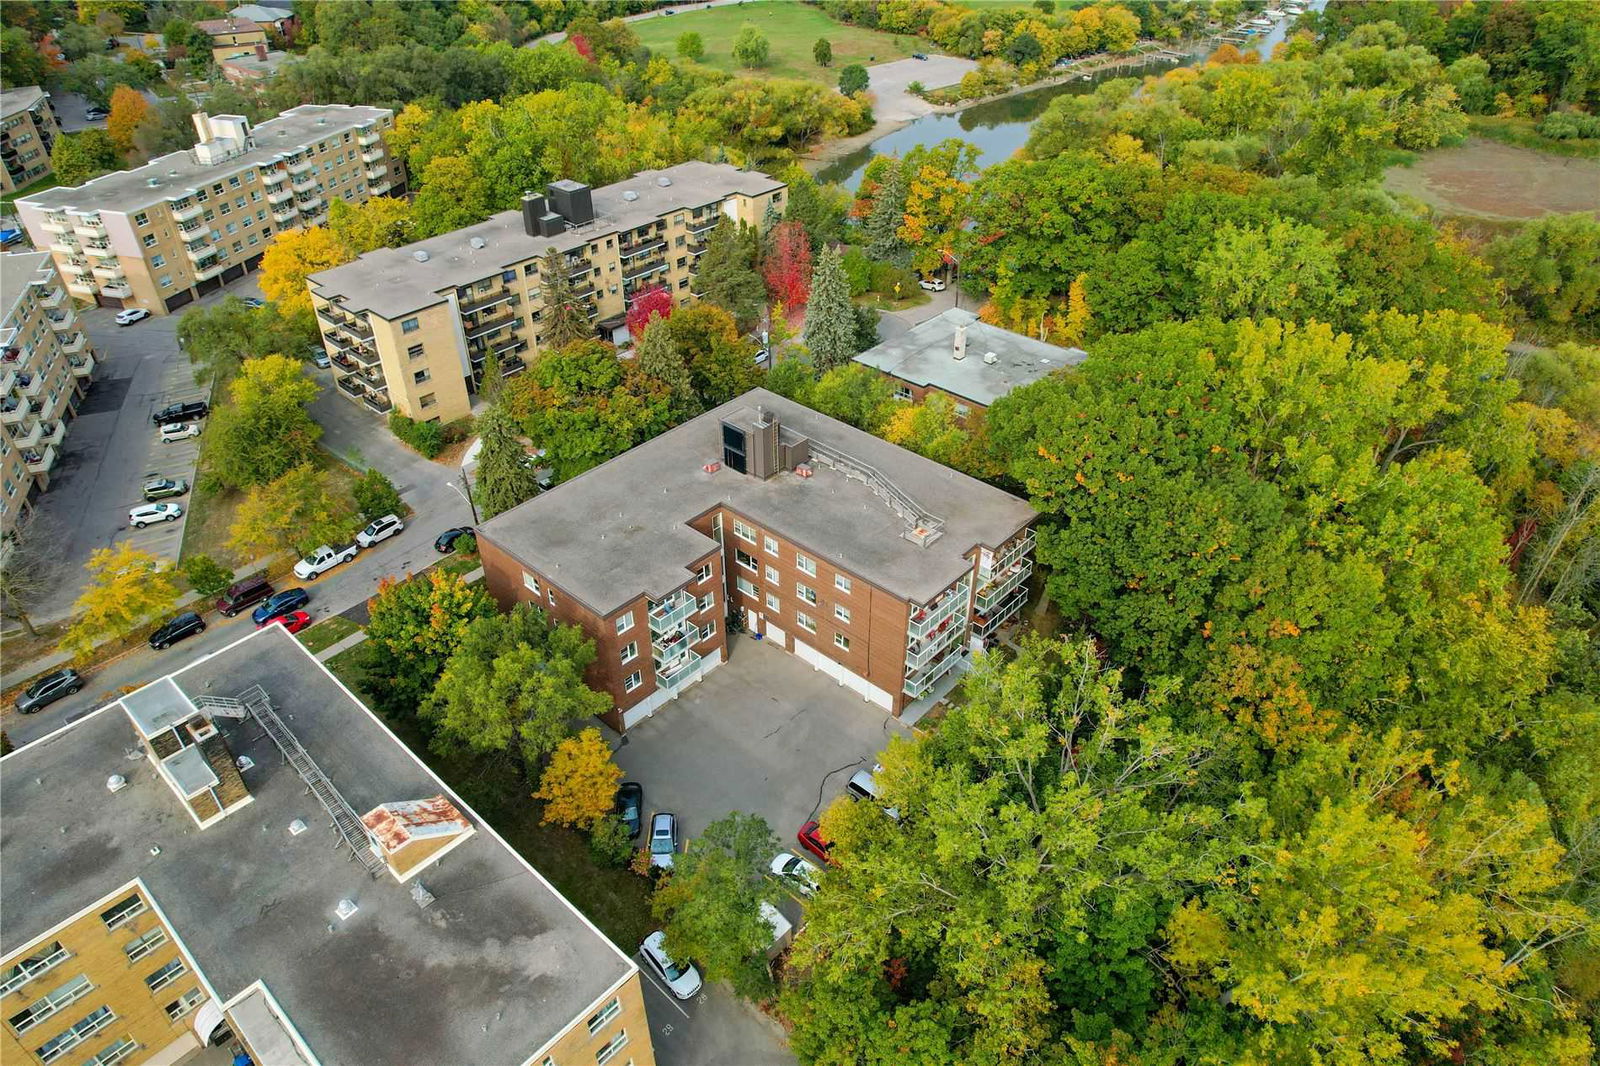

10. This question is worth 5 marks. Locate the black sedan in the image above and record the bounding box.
[15,668,83,714]
[616,781,644,839]
[149,611,206,650]
[434,526,475,553]
[252,587,310,626]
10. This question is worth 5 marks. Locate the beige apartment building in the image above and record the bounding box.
[307,161,786,422]
[1,252,96,538]
[2,626,655,1066]
[16,105,397,316]
[1,87,60,195]
[194,16,268,62]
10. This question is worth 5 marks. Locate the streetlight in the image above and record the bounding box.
[447,477,479,525]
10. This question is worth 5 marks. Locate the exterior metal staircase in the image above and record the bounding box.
[805,440,945,546]
[195,687,383,875]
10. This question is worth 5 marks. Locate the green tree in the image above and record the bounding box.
[676,30,703,61]
[539,245,593,350]
[0,28,46,90]
[838,63,869,96]
[653,812,784,1001]
[1487,213,1600,334]
[364,568,495,715]
[634,315,697,414]
[207,355,323,490]
[812,37,832,67]
[864,156,910,265]
[179,555,234,599]
[731,22,769,69]
[49,129,120,186]
[327,195,415,254]
[60,545,180,661]
[351,468,404,520]
[1195,217,1348,322]
[473,405,540,520]
[803,245,857,371]
[227,463,357,559]
[176,297,314,385]
[808,363,895,432]
[691,220,765,331]
[424,603,610,778]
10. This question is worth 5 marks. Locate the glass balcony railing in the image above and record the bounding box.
[906,578,971,642]
[904,619,965,672]
[974,559,1032,616]
[656,648,703,692]
[648,591,697,637]
[978,529,1037,583]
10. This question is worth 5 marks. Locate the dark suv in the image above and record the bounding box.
[151,400,209,426]
[149,612,206,650]
[216,575,273,617]
[252,587,309,626]
[15,669,83,714]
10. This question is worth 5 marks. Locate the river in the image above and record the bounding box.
[813,2,1324,191]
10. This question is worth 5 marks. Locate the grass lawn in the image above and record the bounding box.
[323,642,654,948]
[180,447,365,567]
[632,1,930,84]
[856,290,932,313]
[1468,115,1600,160]
[1,174,59,210]
[298,615,361,655]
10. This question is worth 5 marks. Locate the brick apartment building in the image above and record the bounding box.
[854,307,1087,417]
[477,389,1037,730]
[16,105,398,316]
[1,87,60,196]
[1,627,654,1066]
[1,252,97,538]
[306,161,786,423]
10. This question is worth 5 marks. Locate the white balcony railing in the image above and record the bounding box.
[361,148,384,164]
[169,202,202,223]
[648,591,697,638]
[357,130,382,147]
[23,444,55,474]
[100,281,132,298]
[91,263,124,281]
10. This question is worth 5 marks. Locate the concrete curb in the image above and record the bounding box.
[315,630,369,662]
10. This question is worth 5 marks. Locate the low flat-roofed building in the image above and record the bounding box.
[855,308,1087,416]
[1,626,653,1066]
[219,46,292,83]
[478,388,1037,727]
[194,16,268,63]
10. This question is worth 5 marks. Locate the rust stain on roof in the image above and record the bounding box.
[362,795,470,852]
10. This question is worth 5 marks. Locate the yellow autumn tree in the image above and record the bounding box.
[1063,273,1091,347]
[105,84,148,156]
[534,728,623,829]
[258,227,351,316]
[59,543,179,661]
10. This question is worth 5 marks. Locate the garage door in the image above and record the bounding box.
[622,701,655,729]
[794,640,824,671]
[164,290,194,313]
[765,622,787,650]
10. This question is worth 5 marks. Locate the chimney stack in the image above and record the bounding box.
[255,42,267,60]
[521,191,546,238]
[953,321,967,360]
[192,112,213,144]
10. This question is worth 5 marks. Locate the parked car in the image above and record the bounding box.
[115,308,150,326]
[292,541,359,580]
[15,668,83,714]
[649,812,679,869]
[216,574,273,617]
[640,931,702,1000]
[616,781,644,839]
[151,401,209,426]
[918,277,946,292]
[356,514,404,547]
[241,297,265,308]
[434,526,475,553]
[912,52,929,59]
[159,422,200,443]
[268,609,313,634]
[797,820,833,865]
[845,764,900,820]
[769,852,821,897]
[252,587,309,626]
[310,347,331,369]
[84,105,109,120]
[761,902,793,955]
[142,476,188,502]
[129,502,183,528]
[148,611,206,650]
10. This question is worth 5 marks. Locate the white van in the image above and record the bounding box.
[760,902,793,958]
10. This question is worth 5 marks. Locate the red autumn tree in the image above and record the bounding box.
[763,220,813,310]
[569,33,595,62]
[626,284,674,339]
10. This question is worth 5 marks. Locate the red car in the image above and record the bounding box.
[264,609,313,634]
[797,820,833,865]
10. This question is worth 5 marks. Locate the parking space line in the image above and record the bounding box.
[636,959,691,1018]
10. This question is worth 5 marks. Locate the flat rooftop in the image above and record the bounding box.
[0,627,633,1066]
[308,160,784,320]
[1,251,51,317]
[19,104,390,215]
[855,308,1086,408]
[481,388,1036,614]
[0,86,47,119]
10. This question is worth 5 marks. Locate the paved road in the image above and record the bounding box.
[534,0,739,45]
[637,957,795,1066]
[867,55,978,122]
[873,284,957,344]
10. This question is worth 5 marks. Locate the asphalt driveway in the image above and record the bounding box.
[613,633,914,849]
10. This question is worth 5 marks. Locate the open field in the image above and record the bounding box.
[1382,137,1600,220]
[633,1,929,84]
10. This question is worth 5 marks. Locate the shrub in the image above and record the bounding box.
[1538,111,1600,140]
[588,815,635,868]
[179,555,234,599]
[840,247,873,296]
[352,468,405,519]
[388,413,445,458]
[907,80,925,95]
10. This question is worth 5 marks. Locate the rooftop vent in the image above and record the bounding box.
[622,190,639,202]
[146,177,161,188]
[106,774,128,793]
[413,250,430,263]
[410,882,436,910]
[335,898,358,921]
[983,352,998,365]
[469,237,486,250]
[657,176,673,187]
[288,818,308,836]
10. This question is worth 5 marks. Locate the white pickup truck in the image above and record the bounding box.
[293,541,360,580]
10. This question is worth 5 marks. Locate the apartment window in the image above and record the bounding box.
[413,370,430,385]
[419,393,437,410]
[150,254,165,268]
[159,275,173,288]
[954,403,971,417]
[166,988,206,1022]
[100,895,146,931]
[586,997,621,1035]
[796,612,817,634]
[229,175,241,188]
[620,641,638,665]
[595,1030,629,1066]
[401,316,420,333]
[219,202,231,215]
[141,233,156,247]
[698,592,715,614]
[145,959,186,994]
[735,576,758,598]
[796,583,818,606]
[894,385,914,402]
[835,574,853,594]
[1,943,70,997]
[623,672,642,693]
[523,571,541,595]
[763,535,779,556]
[36,1007,114,1064]
[765,565,779,584]
[225,221,238,234]
[255,209,266,221]
[699,621,717,641]
[231,240,243,253]
[83,1038,138,1066]
[247,234,259,246]
[834,604,852,625]
[835,633,851,651]
[696,563,713,584]
[547,589,557,607]
[735,547,758,573]
[765,592,780,612]
[251,190,261,201]
[796,553,817,577]
[732,518,755,543]
[133,212,149,226]
[8,974,92,1035]
[678,277,689,290]
[123,927,169,962]
[615,611,635,635]
[407,343,425,360]
[212,182,224,195]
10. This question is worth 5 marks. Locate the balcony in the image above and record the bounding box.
[46,309,75,332]
[22,444,56,475]
[72,218,107,240]
[656,648,703,692]
[979,530,1036,583]
[335,375,365,401]
[261,168,287,185]
[973,585,1028,640]
[185,243,216,264]
[466,313,519,340]
[297,196,324,213]
[48,240,79,255]
[100,280,132,298]
[36,285,66,310]
[904,617,966,672]
[357,130,382,147]
[1,396,36,424]
[362,392,392,414]
[648,591,697,638]
[67,277,97,296]
[620,237,666,260]
[68,351,93,375]
[39,217,71,234]
[179,224,210,244]
[267,186,294,205]
[37,419,64,446]
[290,173,319,192]
[974,559,1032,616]
[61,331,88,355]
[90,262,124,281]
[904,646,965,700]
[323,311,372,339]
[361,147,385,164]
[623,258,667,282]
[907,579,971,642]
[9,418,42,449]
[82,238,112,255]
[458,290,516,317]
[330,352,356,372]
[364,164,388,182]
[367,180,391,196]
[169,202,203,223]
[18,371,43,398]
[272,206,298,225]
[193,262,227,282]
[0,366,14,395]
[286,158,314,176]
[689,215,723,234]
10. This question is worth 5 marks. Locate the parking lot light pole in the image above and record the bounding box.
[447,478,479,525]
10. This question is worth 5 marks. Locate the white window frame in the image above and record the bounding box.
[732,519,756,543]
[765,592,780,612]
[145,959,186,994]
[835,632,851,651]
[795,553,816,577]
[763,535,779,556]
[586,997,621,1035]
[100,896,146,931]
[623,672,642,693]
[834,604,851,625]
[84,1037,138,1066]
[697,563,714,583]
[165,987,206,1022]
[835,574,853,593]
[765,565,780,584]
[8,974,92,1035]
[595,1029,629,1066]
[735,548,758,573]
[124,927,169,963]
[547,589,557,607]
[796,583,818,606]
[699,621,717,642]
[620,641,638,665]
[735,576,758,598]
[795,611,816,634]
[615,611,634,635]
[1,943,70,997]
[523,571,541,595]
[698,593,715,614]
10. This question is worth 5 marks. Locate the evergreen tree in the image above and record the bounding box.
[804,246,858,371]
[635,317,697,414]
[540,246,591,350]
[478,347,503,404]
[691,220,766,331]
[473,405,541,520]
[866,158,911,265]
